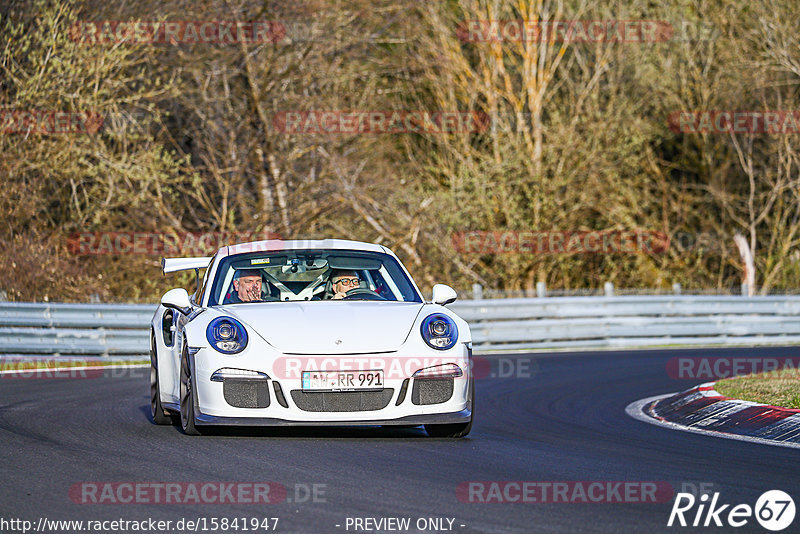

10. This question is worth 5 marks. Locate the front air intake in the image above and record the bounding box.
[223,380,270,408]
[290,390,394,412]
[411,378,454,405]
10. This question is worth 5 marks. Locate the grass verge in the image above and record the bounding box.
[715,371,800,409]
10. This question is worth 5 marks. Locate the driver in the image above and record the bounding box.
[330,270,360,299]
[228,269,264,303]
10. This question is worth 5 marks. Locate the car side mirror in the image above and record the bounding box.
[161,288,192,315]
[431,284,457,306]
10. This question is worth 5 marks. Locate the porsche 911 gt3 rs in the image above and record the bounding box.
[150,239,473,437]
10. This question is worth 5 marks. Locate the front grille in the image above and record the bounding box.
[223,380,270,408]
[290,389,394,412]
[411,378,454,405]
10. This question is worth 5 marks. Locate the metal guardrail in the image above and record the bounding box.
[1,296,799,356]
[449,295,800,350]
[0,303,154,356]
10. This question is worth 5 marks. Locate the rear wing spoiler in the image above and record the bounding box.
[162,256,212,274]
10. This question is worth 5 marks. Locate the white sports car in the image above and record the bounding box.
[150,239,473,437]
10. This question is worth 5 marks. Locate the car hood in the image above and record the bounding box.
[217,301,425,354]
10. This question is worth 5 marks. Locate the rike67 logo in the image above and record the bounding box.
[668,490,795,531]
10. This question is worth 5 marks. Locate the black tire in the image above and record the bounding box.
[424,377,474,438]
[150,334,173,425]
[179,347,201,436]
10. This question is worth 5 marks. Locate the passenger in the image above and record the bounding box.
[228,269,263,303]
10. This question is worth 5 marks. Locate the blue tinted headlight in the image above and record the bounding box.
[206,317,248,354]
[420,313,458,350]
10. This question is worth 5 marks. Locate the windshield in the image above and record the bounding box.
[208,249,422,305]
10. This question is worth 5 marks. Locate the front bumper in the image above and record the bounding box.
[194,408,472,427]
[189,343,473,426]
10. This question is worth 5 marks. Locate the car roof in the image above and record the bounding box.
[219,239,389,258]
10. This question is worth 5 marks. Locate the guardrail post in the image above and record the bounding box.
[741,283,749,297]
[472,283,483,300]
[673,283,681,295]
[604,282,614,297]
[536,281,547,298]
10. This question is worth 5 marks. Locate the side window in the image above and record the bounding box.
[368,270,397,301]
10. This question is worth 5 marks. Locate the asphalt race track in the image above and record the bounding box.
[1,346,799,534]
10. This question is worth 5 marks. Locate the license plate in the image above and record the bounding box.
[301,370,384,392]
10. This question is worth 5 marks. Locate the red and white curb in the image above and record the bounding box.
[626,383,800,450]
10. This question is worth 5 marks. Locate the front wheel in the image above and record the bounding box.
[179,348,201,435]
